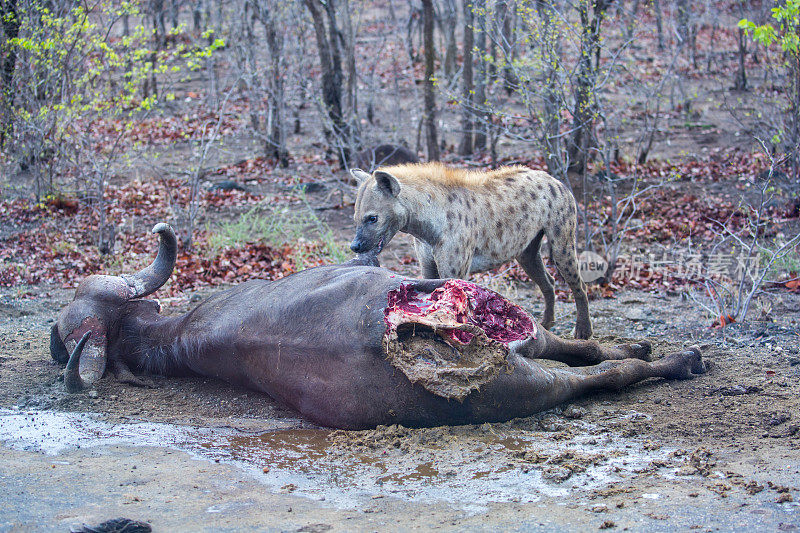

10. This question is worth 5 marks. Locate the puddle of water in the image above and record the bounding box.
[0,408,674,512]
[377,461,438,484]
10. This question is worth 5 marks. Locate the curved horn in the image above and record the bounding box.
[64,331,91,393]
[123,223,177,299]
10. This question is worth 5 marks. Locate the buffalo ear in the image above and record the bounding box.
[374,170,401,197]
[50,323,69,365]
[350,168,371,186]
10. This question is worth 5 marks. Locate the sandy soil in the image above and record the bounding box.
[1,259,799,531]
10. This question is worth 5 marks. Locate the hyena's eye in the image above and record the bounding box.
[365,214,378,224]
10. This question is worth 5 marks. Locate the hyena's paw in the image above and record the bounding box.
[614,340,652,361]
[574,320,593,340]
[659,346,707,380]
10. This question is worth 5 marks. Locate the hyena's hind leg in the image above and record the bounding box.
[547,208,592,339]
[517,230,556,330]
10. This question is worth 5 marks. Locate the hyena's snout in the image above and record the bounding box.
[350,226,382,254]
[350,239,368,253]
[350,232,372,254]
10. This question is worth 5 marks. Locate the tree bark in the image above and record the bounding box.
[567,0,611,174]
[495,0,517,92]
[304,0,350,167]
[734,27,747,91]
[256,1,290,167]
[441,0,458,78]
[422,0,439,160]
[0,0,19,147]
[536,0,566,182]
[473,0,486,151]
[457,0,474,156]
[675,0,696,67]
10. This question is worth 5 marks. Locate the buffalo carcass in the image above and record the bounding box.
[51,224,707,429]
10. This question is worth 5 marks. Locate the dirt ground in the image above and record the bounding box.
[2,245,799,531]
[2,137,799,531]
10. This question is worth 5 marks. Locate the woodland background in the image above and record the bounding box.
[1,0,799,326]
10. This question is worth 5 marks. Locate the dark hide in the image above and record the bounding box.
[52,225,707,429]
[57,267,707,430]
[354,144,419,172]
[50,324,69,365]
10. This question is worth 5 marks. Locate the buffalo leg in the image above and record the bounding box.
[564,346,708,389]
[109,357,153,388]
[510,328,653,367]
[521,347,706,410]
[481,347,706,420]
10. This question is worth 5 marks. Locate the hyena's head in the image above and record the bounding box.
[350,168,407,255]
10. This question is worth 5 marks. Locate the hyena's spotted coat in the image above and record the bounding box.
[350,162,592,339]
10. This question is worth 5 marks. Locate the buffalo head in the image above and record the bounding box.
[50,223,177,392]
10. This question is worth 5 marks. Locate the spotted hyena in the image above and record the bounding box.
[350,162,592,339]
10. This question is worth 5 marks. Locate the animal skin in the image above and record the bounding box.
[350,162,592,339]
[51,224,706,430]
[353,144,419,172]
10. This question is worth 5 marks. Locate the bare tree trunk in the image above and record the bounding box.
[495,0,517,92]
[341,0,359,159]
[422,0,439,160]
[144,0,166,99]
[193,1,202,31]
[304,0,350,167]
[653,0,664,50]
[536,0,566,183]
[441,0,458,78]
[567,0,611,174]
[169,0,180,29]
[341,0,357,114]
[473,0,486,151]
[406,1,422,62]
[255,1,290,167]
[734,27,747,91]
[142,0,164,98]
[0,0,19,147]
[675,0,696,67]
[624,0,640,40]
[458,0,473,156]
[241,0,259,132]
[791,46,800,181]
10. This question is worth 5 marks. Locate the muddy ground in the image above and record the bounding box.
[2,248,799,531]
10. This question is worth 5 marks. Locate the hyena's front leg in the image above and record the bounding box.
[433,243,473,279]
[510,327,652,367]
[414,239,440,279]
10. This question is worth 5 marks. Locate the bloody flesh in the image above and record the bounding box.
[384,279,535,345]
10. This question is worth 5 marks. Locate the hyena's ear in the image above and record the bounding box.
[374,170,401,197]
[350,168,371,186]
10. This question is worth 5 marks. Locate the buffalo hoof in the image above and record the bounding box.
[660,346,707,380]
[615,340,652,361]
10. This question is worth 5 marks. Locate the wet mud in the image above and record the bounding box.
[1,283,800,530]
